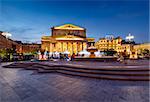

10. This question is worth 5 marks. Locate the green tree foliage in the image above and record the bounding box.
[104,49,117,56]
[142,49,149,55]
[0,49,7,58]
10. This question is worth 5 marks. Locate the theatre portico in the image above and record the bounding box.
[41,24,95,55]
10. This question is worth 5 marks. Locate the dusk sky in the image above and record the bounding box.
[0,0,149,43]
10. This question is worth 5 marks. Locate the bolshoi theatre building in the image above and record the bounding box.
[41,24,95,55]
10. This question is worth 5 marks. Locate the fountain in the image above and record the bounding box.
[87,46,98,58]
[75,46,117,62]
[94,50,104,57]
[78,49,90,57]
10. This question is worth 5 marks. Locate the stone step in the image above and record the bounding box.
[36,64,149,73]
[57,70,150,81]
[30,64,150,76]
[2,65,25,68]
[37,63,149,71]
[3,63,150,81]
[4,63,149,71]
[37,66,149,76]
[58,67,150,76]
[38,68,150,81]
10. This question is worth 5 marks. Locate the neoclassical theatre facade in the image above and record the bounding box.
[41,24,95,55]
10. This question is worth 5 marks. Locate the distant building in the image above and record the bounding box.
[41,24,95,55]
[95,36,122,52]
[121,44,134,55]
[105,35,114,40]
[0,31,18,49]
[0,31,41,54]
[134,43,150,55]
[17,43,41,54]
[134,43,150,51]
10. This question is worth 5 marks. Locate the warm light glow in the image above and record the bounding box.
[56,38,84,40]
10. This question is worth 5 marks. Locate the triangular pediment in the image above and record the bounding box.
[54,24,84,30]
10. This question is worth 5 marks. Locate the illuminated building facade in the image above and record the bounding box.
[95,36,122,52]
[134,43,150,55]
[134,43,150,51]
[41,24,95,55]
[121,44,134,55]
[16,43,41,54]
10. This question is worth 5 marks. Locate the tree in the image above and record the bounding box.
[142,49,149,55]
[104,49,117,56]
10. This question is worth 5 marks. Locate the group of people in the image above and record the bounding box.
[45,52,76,61]
[59,53,70,61]
[59,53,76,61]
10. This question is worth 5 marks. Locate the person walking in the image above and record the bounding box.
[71,53,75,61]
[59,53,63,61]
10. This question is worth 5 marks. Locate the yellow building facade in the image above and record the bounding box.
[95,37,122,52]
[133,43,150,55]
[134,43,150,51]
[121,44,134,54]
[41,24,94,55]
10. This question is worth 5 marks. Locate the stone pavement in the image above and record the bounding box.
[0,62,149,102]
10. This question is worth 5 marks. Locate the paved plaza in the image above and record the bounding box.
[0,61,149,102]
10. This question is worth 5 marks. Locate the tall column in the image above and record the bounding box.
[49,43,51,52]
[63,42,67,52]
[79,42,82,52]
[72,42,73,54]
[49,43,50,52]
[83,42,87,50]
[73,42,77,54]
[67,42,68,50]
[76,42,78,53]
[51,43,53,52]
[82,42,83,50]
[61,42,63,52]
[68,42,72,55]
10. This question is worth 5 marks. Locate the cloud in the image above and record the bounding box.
[0,24,49,43]
[7,27,33,34]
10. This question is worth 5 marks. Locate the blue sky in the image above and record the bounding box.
[0,0,149,43]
